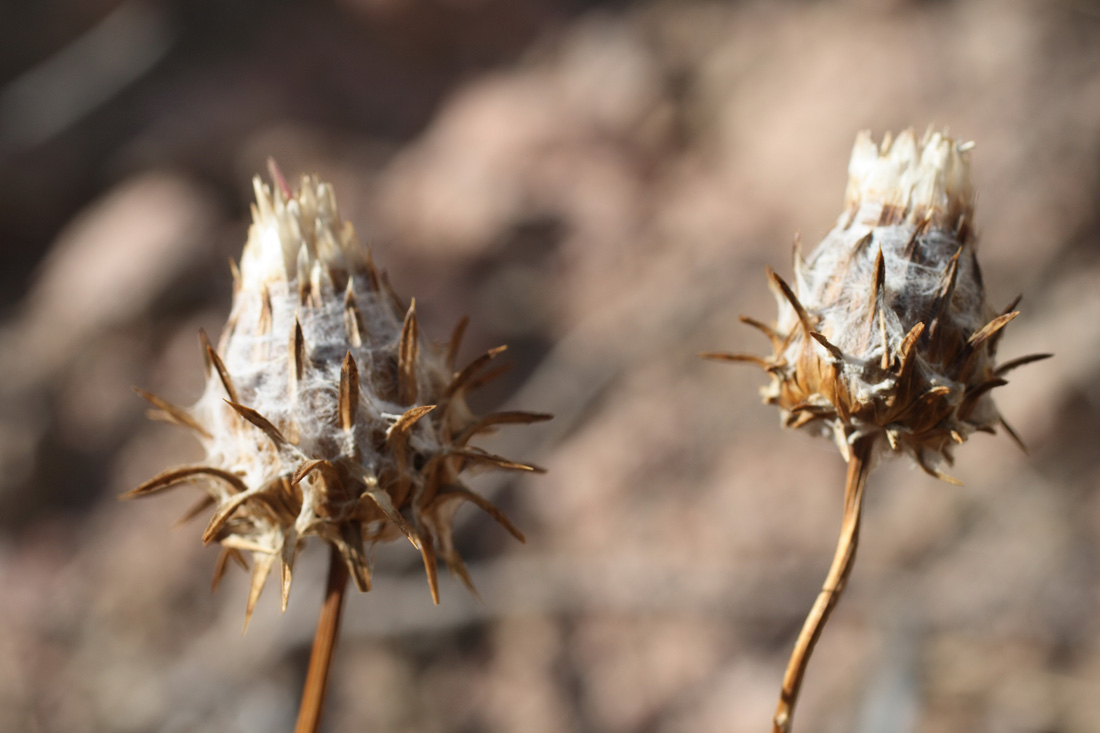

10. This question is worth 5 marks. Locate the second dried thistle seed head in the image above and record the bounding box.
[128,167,549,625]
[713,129,1047,479]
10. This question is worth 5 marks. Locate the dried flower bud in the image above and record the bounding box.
[710,129,1049,479]
[127,165,549,625]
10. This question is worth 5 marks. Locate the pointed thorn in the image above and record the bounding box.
[916,455,964,486]
[451,448,545,474]
[940,471,964,487]
[700,352,770,369]
[446,346,508,398]
[995,353,1053,377]
[228,257,242,293]
[968,312,1019,348]
[363,247,381,292]
[398,300,420,405]
[387,405,436,443]
[445,555,481,601]
[211,547,235,592]
[902,217,927,258]
[258,284,273,335]
[229,548,249,571]
[201,491,256,545]
[932,247,962,323]
[738,315,785,353]
[224,401,288,447]
[347,462,417,547]
[243,553,276,633]
[786,410,821,429]
[446,316,470,372]
[339,352,360,431]
[290,316,309,389]
[853,231,875,255]
[766,268,813,335]
[292,459,333,486]
[955,212,969,240]
[203,340,239,404]
[1000,417,1028,454]
[387,406,435,478]
[957,312,1021,378]
[280,559,292,612]
[220,536,276,555]
[343,280,364,348]
[455,411,553,446]
[965,378,1009,402]
[122,465,247,500]
[133,387,212,439]
[419,537,440,604]
[198,328,214,378]
[809,332,845,362]
[444,488,526,543]
[363,489,418,547]
[174,495,216,527]
[334,523,372,592]
[895,322,926,381]
[869,245,886,309]
[465,362,512,393]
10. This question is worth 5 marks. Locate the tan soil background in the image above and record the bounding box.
[2,1,1100,731]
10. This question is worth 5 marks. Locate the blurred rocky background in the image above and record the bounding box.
[2,1,1099,731]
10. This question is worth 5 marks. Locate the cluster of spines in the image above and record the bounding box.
[126,193,550,627]
[705,227,1050,482]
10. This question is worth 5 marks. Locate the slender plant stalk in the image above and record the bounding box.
[772,436,876,733]
[295,546,350,733]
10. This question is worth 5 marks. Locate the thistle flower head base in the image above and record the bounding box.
[127,166,549,625]
[707,129,1050,478]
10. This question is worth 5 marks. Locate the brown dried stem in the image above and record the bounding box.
[772,435,875,733]
[294,545,350,733]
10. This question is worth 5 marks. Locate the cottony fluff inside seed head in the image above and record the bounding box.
[128,165,549,626]
[709,129,1049,480]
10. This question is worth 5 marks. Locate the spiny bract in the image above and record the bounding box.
[127,166,549,626]
[707,129,1049,479]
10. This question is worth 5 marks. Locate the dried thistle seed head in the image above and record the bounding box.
[127,165,549,625]
[712,129,1049,480]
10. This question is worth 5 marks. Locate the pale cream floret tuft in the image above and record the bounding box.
[844,128,974,228]
[239,176,360,291]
